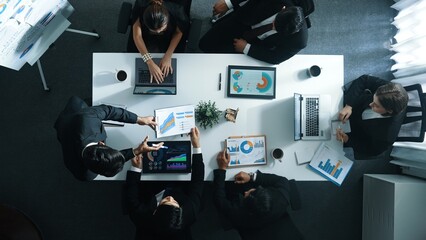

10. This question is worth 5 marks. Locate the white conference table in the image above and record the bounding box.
[92,53,344,181]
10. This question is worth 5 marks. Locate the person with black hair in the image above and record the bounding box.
[336,75,409,159]
[213,150,301,238]
[199,0,308,64]
[124,127,204,240]
[130,0,190,83]
[54,96,161,181]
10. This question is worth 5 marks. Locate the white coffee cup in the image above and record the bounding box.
[271,148,284,162]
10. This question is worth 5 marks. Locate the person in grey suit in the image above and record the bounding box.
[54,96,161,181]
[199,0,308,64]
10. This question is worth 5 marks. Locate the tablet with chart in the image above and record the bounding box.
[226,135,267,167]
[155,105,195,138]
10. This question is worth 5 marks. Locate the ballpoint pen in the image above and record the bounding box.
[152,144,168,149]
[218,73,222,90]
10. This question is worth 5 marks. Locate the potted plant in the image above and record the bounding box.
[195,100,222,129]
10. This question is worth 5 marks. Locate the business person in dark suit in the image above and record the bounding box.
[336,75,408,159]
[54,96,160,181]
[199,0,308,64]
[213,150,302,239]
[124,127,204,240]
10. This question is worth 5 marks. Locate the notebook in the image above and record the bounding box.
[294,93,332,140]
[142,141,192,173]
[133,58,177,95]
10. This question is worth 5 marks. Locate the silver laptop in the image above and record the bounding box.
[294,93,332,141]
[133,58,177,95]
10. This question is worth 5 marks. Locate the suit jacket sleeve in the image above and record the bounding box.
[183,153,205,225]
[247,23,308,64]
[344,75,389,108]
[213,169,247,226]
[188,153,205,206]
[91,105,138,123]
[124,170,153,227]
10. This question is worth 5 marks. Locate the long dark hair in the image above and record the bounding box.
[143,0,169,31]
[376,82,408,116]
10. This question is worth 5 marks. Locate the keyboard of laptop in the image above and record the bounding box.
[305,97,319,136]
[138,69,174,84]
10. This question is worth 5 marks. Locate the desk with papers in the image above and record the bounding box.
[92,53,344,181]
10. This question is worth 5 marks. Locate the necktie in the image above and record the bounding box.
[242,23,274,42]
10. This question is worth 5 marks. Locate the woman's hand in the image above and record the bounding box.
[336,128,349,143]
[159,56,173,77]
[146,60,164,84]
[213,0,229,16]
[339,105,352,123]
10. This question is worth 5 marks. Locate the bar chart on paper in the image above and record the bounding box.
[309,143,353,186]
[318,159,343,179]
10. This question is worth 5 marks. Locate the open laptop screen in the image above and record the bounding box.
[294,93,302,141]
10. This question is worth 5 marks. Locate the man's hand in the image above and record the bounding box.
[213,0,229,17]
[136,116,157,130]
[131,154,143,169]
[233,38,247,53]
[234,171,250,184]
[339,105,352,124]
[146,60,164,84]
[133,136,164,156]
[188,127,200,148]
[216,150,230,170]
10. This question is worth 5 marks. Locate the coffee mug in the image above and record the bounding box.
[308,65,321,77]
[271,148,284,162]
[116,70,127,81]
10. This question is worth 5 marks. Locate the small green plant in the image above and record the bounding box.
[195,100,222,129]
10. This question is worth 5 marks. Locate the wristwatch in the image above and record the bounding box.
[248,172,254,182]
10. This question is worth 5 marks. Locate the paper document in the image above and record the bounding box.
[308,143,353,186]
[226,135,267,167]
[155,105,195,138]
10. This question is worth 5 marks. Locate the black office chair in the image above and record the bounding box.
[0,204,43,240]
[117,0,192,52]
[396,83,426,142]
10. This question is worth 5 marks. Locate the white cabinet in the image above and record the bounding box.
[363,174,426,240]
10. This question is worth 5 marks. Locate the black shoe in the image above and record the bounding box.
[289,180,301,210]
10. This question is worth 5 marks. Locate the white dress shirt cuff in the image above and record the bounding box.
[130,166,142,173]
[224,0,233,10]
[243,43,251,55]
[193,147,202,154]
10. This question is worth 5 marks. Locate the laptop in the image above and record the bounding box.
[133,58,177,95]
[142,141,192,173]
[294,93,332,141]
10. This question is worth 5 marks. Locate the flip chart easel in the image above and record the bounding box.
[0,0,100,91]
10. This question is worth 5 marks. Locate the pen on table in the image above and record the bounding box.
[152,144,168,149]
[294,152,298,164]
[218,73,222,90]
